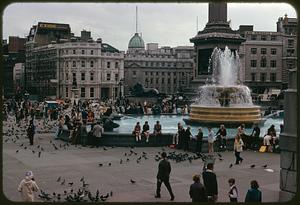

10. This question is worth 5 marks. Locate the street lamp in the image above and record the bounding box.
[118,78,124,99]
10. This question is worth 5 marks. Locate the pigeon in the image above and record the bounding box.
[120,159,123,164]
[142,152,147,155]
[108,163,111,166]
[53,192,56,196]
[20,143,24,147]
[41,147,44,151]
[124,153,127,156]
[262,164,268,168]
[110,191,113,197]
[126,158,130,162]
[250,164,256,168]
[103,147,107,151]
[83,182,89,187]
[16,150,19,153]
[229,164,233,168]
[219,158,223,161]
[32,150,35,154]
[217,153,222,158]
[130,179,136,184]
[136,160,140,164]
[68,182,74,186]
[57,176,61,182]
[37,145,40,149]
[61,179,65,185]
[137,156,142,160]
[98,163,103,167]
[24,146,27,150]
[38,151,41,158]
[63,190,67,195]
[80,177,84,182]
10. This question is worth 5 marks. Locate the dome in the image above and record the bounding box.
[128,33,145,49]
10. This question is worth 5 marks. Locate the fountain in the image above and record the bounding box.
[184,47,264,127]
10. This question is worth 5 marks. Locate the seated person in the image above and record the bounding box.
[133,122,141,142]
[142,121,150,143]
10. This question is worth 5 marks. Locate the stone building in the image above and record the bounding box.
[124,33,194,95]
[238,14,297,94]
[25,22,124,100]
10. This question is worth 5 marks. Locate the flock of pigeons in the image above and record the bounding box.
[3,115,271,202]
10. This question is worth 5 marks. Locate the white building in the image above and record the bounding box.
[57,38,124,100]
[13,63,25,89]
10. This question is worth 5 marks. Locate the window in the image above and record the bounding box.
[168,78,171,84]
[133,71,136,77]
[162,62,165,66]
[162,72,165,76]
[250,48,257,54]
[174,78,177,84]
[162,78,165,84]
[156,72,159,75]
[270,60,277,68]
[150,78,153,84]
[65,87,68,98]
[270,73,277,82]
[107,62,111,68]
[90,61,94,68]
[260,73,267,82]
[106,73,111,81]
[65,73,69,80]
[150,72,153,76]
[261,35,267,41]
[90,72,94,81]
[251,35,257,40]
[145,72,148,76]
[260,58,267,67]
[91,50,94,55]
[271,48,277,55]
[261,48,267,55]
[65,61,69,67]
[72,61,76,67]
[271,35,277,41]
[90,87,94,98]
[168,72,171,76]
[115,62,119,68]
[250,60,257,67]
[65,50,69,54]
[82,50,85,54]
[81,73,85,81]
[156,78,159,84]
[73,50,76,54]
[81,61,85,67]
[81,87,85,97]
[72,73,76,81]
[251,73,256,81]
[115,73,118,82]
[288,39,294,48]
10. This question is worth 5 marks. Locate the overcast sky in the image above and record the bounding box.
[3,3,297,51]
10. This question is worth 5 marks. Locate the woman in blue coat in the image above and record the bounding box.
[245,180,262,202]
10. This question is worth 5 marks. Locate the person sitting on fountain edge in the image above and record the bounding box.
[154,121,162,144]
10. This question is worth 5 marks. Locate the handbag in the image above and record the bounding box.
[259,145,267,153]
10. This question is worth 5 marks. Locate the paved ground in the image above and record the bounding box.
[3,116,280,202]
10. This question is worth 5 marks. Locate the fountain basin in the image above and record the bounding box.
[184,105,265,128]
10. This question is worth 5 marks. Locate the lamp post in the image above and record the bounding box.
[118,78,124,99]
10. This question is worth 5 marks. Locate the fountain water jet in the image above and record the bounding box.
[184,47,264,127]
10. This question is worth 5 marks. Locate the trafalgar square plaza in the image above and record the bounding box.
[2,2,298,203]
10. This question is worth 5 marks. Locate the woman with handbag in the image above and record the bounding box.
[234,134,244,165]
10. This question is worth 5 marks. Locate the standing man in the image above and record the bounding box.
[155,152,175,201]
[202,163,218,202]
[18,171,39,202]
[184,126,193,151]
[195,127,204,153]
[27,119,35,146]
[92,121,104,147]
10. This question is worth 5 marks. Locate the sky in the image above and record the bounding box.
[3,3,297,51]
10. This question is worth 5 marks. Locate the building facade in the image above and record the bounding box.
[58,38,124,100]
[124,33,194,95]
[25,22,124,100]
[239,14,297,94]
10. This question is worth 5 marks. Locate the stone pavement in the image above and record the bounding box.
[3,117,280,202]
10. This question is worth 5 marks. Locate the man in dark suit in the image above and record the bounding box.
[202,163,218,202]
[155,152,175,201]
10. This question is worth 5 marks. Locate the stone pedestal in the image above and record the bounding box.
[279,69,297,202]
[71,88,79,106]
